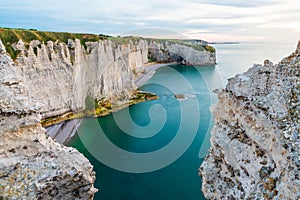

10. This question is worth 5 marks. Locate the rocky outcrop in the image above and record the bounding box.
[148,40,216,65]
[14,39,148,119]
[200,42,300,199]
[0,125,97,199]
[0,51,97,199]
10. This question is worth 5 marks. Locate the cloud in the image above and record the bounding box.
[194,0,280,7]
[0,0,299,42]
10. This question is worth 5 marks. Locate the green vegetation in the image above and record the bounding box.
[148,50,157,62]
[130,91,158,101]
[41,91,158,127]
[110,36,215,53]
[85,95,112,115]
[85,95,98,111]
[0,27,214,60]
[145,38,215,53]
[0,27,110,59]
[109,36,143,45]
[204,45,216,53]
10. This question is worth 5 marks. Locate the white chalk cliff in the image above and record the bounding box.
[200,42,300,199]
[0,42,97,199]
[148,40,215,65]
[15,39,148,119]
[0,35,215,199]
[10,38,215,119]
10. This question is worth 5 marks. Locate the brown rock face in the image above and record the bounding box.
[200,42,300,199]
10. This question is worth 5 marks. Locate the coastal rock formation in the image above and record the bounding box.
[15,39,148,119]
[0,125,97,199]
[6,37,215,120]
[200,42,300,199]
[0,49,97,199]
[0,31,215,199]
[148,40,216,65]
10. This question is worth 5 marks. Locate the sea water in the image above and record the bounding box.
[67,42,296,200]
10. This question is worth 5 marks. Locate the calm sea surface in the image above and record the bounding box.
[67,42,296,200]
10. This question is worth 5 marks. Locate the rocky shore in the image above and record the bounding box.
[200,42,300,199]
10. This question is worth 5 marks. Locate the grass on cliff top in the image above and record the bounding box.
[0,27,215,60]
[0,27,110,59]
[145,38,215,53]
[109,36,144,44]
[109,36,215,53]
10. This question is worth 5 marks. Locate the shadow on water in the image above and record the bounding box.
[67,64,221,200]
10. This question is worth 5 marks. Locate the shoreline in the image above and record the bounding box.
[46,118,83,144]
[46,62,173,144]
[45,91,158,144]
[135,62,176,87]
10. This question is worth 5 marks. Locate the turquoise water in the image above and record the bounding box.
[67,43,296,200]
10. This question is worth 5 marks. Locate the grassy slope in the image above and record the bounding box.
[111,37,215,53]
[145,38,215,53]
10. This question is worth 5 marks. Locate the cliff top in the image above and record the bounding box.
[145,38,215,52]
[0,27,215,60]
[0,27,110,59]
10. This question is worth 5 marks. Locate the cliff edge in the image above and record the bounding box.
[200,42,300,199]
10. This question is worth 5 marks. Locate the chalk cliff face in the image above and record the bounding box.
[200,42,300,199]
[10,38,215,119]
[0,44,97,199]
[15,39,148,118]
[0,35,215,199]
[148,40,216,65]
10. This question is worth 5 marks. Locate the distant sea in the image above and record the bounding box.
[213,42,296,81]
[67,42,296,200]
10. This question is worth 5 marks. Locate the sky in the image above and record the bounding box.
[1,0,300,43]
